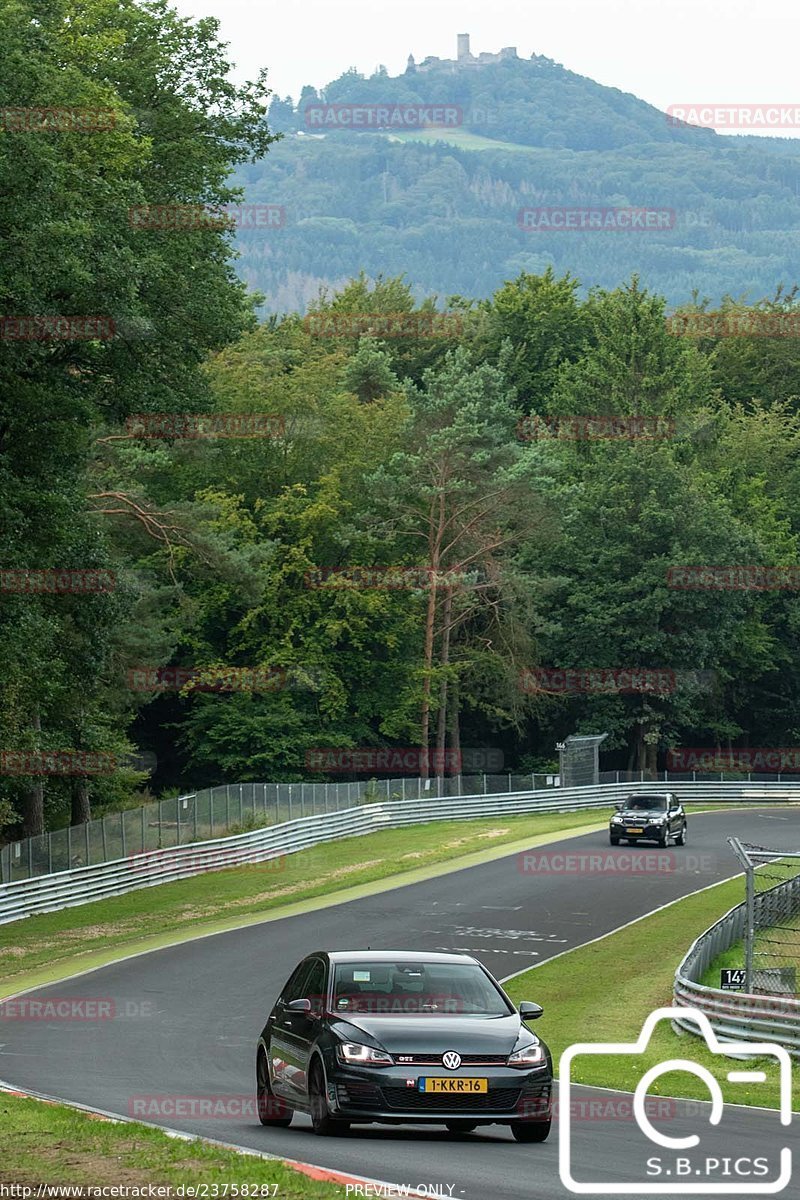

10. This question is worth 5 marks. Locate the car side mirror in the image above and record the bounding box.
[614,802,624,810]
[519,1001,543,1021]
[286,998,312,1013]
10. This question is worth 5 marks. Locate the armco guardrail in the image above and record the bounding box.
[1,779,799,925]
[4,767,797,884]
[674,874,800,1054]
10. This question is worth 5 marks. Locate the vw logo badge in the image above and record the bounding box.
[442,1051,461,1070]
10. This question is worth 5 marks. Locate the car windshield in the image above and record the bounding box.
[331,961,512,1017]
[626,795,669,811]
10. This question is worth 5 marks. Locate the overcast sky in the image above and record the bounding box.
[170,0,800,136]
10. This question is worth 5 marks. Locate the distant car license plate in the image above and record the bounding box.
[418,1077,488,1093]
[627,827,643,833]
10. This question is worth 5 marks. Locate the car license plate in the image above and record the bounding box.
[627,827,643,833]
[418,1077,488,1093]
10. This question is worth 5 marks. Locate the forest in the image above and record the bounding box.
[3,0,800,843]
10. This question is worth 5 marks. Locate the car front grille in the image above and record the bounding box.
[381,1086,522,1112]
[392,1054,508,1066]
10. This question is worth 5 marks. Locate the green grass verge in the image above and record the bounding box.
[0,1090,342,1195]
[1,809,611,994]
[504,877,799,1111]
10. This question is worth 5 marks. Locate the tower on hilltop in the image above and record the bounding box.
[457,33,470,60]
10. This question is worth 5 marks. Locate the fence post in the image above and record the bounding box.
[194,798,198,841]
[288,785,293,822]
[48,831,53,875]
[141,805,145,854]
[28,837,33,879]
[176,797,181,844]
[67,826,71,871]
[210,792,215,838]
[120,813,127,859]
[744,861,755,992]
[239,784,243,824]
[225,787,230,830]
[85,823,90,865]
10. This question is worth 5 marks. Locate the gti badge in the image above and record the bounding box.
[442,1051,462,1070]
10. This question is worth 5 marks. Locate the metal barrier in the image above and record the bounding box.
[674,874,800,1054]
[3,766,796,884]
[0,773,562,884]
[2,779,799,925]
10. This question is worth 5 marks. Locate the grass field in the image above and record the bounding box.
[0,1089,344,1195]
[1,809,610,993]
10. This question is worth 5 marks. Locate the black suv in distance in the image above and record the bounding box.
[609,792,687,847]
[256,950,552,1141]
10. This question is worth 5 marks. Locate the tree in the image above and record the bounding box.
[371,347,540,776]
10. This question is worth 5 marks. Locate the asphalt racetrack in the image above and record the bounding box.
[2,808,798,1198]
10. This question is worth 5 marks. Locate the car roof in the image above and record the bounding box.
[321,950,480,965]
[626,791,672,798]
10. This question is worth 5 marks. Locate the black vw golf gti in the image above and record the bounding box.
[256,950,552,1141]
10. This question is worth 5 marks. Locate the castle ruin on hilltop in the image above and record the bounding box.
[407,33,520,74]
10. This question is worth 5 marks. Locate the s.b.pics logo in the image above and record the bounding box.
[559,1008,792,1194]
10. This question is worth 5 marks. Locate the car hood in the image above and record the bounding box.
[329,1013,525,1054]
[616,808,666,818]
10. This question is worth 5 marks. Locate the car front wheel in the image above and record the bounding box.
[511,1118,551,1143]
[675,822,687,845]
[309,1061,350,1137]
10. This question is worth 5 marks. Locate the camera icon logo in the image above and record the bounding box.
[559,1006,792,1194]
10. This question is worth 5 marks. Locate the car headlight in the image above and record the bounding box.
[611,815,623,824]
[336,1041,393,1067]
[507,1043,546,1068]
[651,815,666,823]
